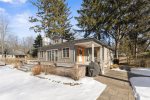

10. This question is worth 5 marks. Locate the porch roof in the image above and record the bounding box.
[75,41,100,48]
[39,38,114,51]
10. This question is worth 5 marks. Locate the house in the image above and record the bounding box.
[38,36,114,74]
[0,50,25,59]
[42,36,50,46]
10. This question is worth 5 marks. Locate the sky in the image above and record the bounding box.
[0,0,82,39]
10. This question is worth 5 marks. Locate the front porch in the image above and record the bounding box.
[75,41,101,63]
[75,41,105,74]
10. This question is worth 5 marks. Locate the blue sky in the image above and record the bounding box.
[0,0,82,38]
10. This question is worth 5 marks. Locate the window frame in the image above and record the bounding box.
[62,47,70,58]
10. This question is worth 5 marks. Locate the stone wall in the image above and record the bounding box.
[42,64,86,80]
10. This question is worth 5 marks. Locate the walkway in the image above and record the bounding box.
[95,70,135,100]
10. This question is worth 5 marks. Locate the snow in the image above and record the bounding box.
[111,68,127,72]
[0,66,106,100]
[130,77,150,100]
[131,68,150,76]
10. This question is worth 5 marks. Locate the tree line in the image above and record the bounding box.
[0,12,34,57]
[30,0,149,59]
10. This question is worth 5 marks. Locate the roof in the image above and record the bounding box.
[2,50,25,56]
[11,50,25,56]
[39,38,114,51]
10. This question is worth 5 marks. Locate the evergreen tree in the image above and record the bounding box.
[29,0,74,40]
[77,0,150,59]
[32,34,42,57]
[76,0,108,40]
[126,0,149,59]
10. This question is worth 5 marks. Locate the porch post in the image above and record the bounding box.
[46,51,48,61]
[73,47,76,62]
[92,42,94,62]
[100,46,104,74]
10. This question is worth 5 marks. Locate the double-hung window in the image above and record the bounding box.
[48,51,51,61]
[62,48,69,58]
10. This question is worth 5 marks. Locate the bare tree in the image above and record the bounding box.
[0,12,9,58]
[6,34,19,51]
[21,36,34,54]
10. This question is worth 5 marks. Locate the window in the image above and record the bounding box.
[87,48,91,61]
[48,51,51,61]
[54,39,59,44]
[51,50,54,61]
[62,48,69,58]
[47,50,58,61]
[40,51,44,58]
[55,50,58,61]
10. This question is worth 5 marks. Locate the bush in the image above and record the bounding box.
[32,64,42,75]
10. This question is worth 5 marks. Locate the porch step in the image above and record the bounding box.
[18,64,34,72]
[23,64,34,71]
[18,67,28,72]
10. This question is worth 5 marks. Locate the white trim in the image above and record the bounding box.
[92,42,95,62]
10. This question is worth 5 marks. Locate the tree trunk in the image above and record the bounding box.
[114,40,119,59]
[96,31,101,40]
[134,36,138,66]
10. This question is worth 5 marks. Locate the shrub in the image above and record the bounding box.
[110,64,119,69]
[32,64,42,75]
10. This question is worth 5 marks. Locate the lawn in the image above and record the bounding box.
[0,65,106,100]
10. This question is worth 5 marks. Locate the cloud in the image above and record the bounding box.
[0,0,27,4]
[0,7,5,13]
[0,8,40,39]
[9,11,37,38]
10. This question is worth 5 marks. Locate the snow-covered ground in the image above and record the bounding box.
[131,68,150,76]
[111,68,127,72]
[130,77,150,100]
[0,65,106,100]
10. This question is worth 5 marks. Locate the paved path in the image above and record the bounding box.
[95,70,135,100]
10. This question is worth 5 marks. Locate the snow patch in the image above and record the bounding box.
[131,68,150,76]
[130,77,150,100]
[0,66,106,100]
[111,68,127,72]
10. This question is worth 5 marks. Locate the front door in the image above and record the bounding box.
[77,47,84,64]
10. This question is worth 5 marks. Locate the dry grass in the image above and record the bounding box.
[110,64,119,69]
[0,58,24,69]
[42,64,86,80]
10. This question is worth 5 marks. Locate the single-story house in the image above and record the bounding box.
[38,36,114,74]
[0,50,25,59]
